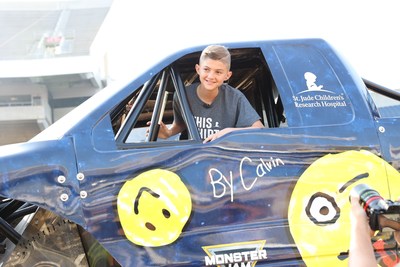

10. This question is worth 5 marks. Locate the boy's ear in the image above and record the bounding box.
[225,71,232,81]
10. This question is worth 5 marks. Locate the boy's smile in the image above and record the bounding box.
[196,58,232,92]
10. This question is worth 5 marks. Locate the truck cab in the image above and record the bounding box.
[1,38,400,266]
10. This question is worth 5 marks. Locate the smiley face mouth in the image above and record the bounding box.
[145,222,156,231]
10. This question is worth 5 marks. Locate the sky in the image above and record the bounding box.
[0,0,398,89]
[104,0,399,89]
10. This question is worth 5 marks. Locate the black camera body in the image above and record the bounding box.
[351,184,400,232]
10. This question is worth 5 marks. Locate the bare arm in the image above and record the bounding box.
[157,121,186,139]
[348,195,377,267]
[203,120,263,143]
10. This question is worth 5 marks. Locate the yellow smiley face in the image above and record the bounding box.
[117,169,192,247]
[288,150,400,266]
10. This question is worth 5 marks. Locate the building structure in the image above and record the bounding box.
[0,0,113,145]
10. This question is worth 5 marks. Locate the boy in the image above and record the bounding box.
[158,44,263,143]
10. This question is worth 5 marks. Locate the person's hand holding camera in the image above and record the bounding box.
[349,194,377,267]
[349,186,400,267]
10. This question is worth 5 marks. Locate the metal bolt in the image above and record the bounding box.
[60,193,69,202]
[379,126,385,133]
[80,191,88,199]
[57,175,66,184]
[76,173,85,181]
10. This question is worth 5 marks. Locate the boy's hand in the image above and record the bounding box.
[147,121,170,139]
[203,128,234,143]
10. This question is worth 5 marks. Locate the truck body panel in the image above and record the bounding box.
[1,38,399,267]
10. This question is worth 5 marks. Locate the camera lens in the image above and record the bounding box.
[351,184,389,215]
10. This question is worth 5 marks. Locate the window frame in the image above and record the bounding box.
[112,47,287,150]
[114,66,201,149]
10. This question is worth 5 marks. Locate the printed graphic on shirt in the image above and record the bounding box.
[195,116,220,139]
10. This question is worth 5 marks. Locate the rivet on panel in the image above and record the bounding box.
[60,193,69,202]
[76,173,85,181]
[57,175,66,184]
[80,191,88,199]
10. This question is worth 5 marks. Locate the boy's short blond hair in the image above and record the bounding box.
[199,45,231,70]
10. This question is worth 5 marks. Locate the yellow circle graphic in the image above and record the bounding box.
[288,150,400,266]
[117,169,192,247]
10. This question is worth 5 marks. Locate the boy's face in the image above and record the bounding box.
[195,58,232,91]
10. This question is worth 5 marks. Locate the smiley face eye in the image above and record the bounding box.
[162,209,171,218]
[305,192,340,225]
